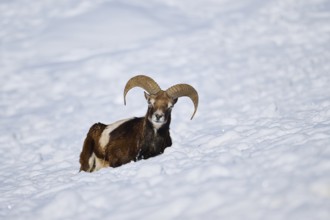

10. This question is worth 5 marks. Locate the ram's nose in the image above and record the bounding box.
[155,113,164,120]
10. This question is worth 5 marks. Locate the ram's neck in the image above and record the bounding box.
[137,115,172,160]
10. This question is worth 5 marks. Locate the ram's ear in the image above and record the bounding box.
[144,91,154,106]
[144,91,150,100]
[172,98,178,105]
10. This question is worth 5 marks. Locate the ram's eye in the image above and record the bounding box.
[148,99,154,106]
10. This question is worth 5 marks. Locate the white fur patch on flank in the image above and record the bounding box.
[99,118,132,149]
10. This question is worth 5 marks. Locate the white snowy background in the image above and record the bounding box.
[1,0,330,219]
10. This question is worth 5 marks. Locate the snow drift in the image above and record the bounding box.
[1,0,329,219]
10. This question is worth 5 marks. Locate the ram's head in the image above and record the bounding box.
[124,75,199,127]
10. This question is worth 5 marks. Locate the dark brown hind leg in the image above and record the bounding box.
[79,134,94,172]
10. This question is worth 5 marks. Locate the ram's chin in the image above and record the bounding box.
[149,118,166,130]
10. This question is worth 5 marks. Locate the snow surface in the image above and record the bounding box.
[1,0,330,219]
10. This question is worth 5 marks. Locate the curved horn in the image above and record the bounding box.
[166,84,199,120]
[124,75,161,105]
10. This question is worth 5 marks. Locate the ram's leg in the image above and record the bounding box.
[79,133,95,172]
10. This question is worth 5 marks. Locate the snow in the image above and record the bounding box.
[1,0,330,219]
